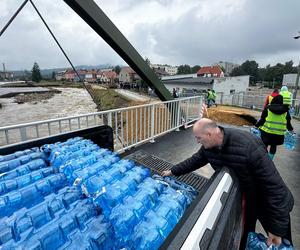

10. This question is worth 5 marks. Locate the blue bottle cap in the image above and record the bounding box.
[282,238,291,246]
[257,233,266,241]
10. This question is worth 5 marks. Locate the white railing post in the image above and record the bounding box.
[198,97,202,119]
[150,104,155,143]
[20,127,27,141]
[108,113,112,127]
[5,130,9,144]
[176,99,181,131]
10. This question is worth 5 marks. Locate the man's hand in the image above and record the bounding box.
[266,232,282,247]
[161,170,172,177]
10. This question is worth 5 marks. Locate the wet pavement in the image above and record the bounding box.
[115,89,159,103]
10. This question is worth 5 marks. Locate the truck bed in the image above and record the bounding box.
[0,125,242,249]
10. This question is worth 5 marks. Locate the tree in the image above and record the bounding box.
[145,57,151,66]
[51,71,56,80]
[231,66,246,76]
[177,64,191,74]
[230,60,259,84]
[191,65,201,73]
[114,65,121,75]
[31,62,42,82]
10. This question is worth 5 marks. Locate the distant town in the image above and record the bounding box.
[1,59,299,97]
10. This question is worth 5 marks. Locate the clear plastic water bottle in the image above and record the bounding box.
[120,175,138,195]
[123,196,148,219]
[109,205,137,244]
[284,131,297,151]
[250,127,261,138]
[145,210,173,239]
[289,107,295,116]
[153,203,179,228]
[132,221,164,250]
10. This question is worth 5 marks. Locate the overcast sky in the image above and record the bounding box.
[0,0,300,70]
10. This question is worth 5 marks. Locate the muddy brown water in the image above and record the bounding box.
[0,88,97,127]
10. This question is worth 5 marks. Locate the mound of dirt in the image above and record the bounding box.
[204,106,259,126]
[13,91,58,104]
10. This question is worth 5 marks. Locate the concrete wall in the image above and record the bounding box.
[213,75,249,95]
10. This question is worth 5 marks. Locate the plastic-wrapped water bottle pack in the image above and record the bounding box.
[246,232,294,250]
[250,127,261,138]
[0,137,198,250]
[284,131,297,151]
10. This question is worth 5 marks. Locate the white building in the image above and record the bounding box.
[151,64,178,75]
[213,61,239,75]
[283,74,298,87]
[213,75,250,95]
[162,75,249,96]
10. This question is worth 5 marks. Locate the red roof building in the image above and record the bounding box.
[197,66,224,78]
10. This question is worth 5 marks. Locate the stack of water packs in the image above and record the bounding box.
[0,137,197,249]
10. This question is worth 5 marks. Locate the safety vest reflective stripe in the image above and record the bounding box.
[262,124,286,132]
[260,110,287,135]
[265,120,286,125]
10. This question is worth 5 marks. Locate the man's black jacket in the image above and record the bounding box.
[171,127,294,237]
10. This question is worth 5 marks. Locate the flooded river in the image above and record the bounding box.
[0,88,97,127]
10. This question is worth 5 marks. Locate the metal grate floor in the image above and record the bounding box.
[125,150,208,191]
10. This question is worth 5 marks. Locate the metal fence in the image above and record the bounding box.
[0,96,203,152]
[216,93,300,118]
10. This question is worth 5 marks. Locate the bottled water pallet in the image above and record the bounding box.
[0,125,243,250]
[0,129,198,249]
[125,150,208,192]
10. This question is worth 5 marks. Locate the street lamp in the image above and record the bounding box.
[293,32,300,104]
[293,31,300,39]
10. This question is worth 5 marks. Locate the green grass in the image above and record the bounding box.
[89,88,131,110]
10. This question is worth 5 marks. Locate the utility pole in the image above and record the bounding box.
[293,32,300,104]
[293,61,300,101]
[2,63,6,79]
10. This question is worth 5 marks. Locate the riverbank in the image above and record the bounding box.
[87,85,147,111]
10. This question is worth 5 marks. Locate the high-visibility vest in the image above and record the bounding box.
[207,91,213,99]
[260,110,287,135]
[268,95,274,104]
[280,90,292,105]
[211,92,217,100]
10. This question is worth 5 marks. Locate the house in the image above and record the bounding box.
[96,71,108,83]
[103,70,117,84]
[153,68,169,78]
[64,69,76,82]
[197,66,224,78]
[119,67,140,83]
[0,71,14,80]
[55,70,66,81]
[85,70,98,83]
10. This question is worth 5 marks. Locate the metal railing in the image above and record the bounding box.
[216,93,300,118]
[0,96,203,152]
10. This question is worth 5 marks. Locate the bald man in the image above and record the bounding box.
[162,118,294,249]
